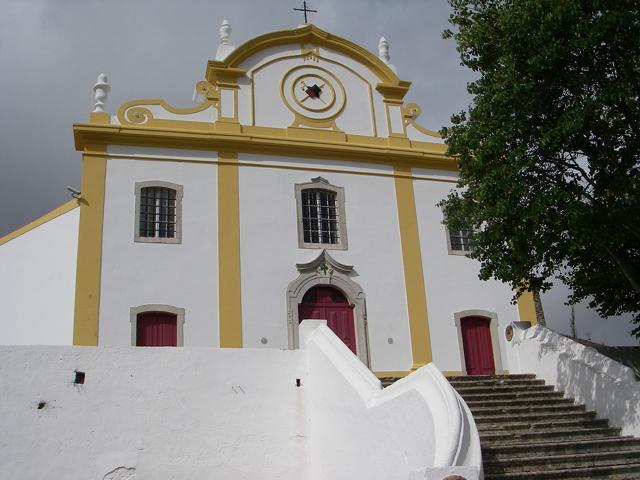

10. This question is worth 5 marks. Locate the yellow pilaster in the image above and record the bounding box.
[517,291,538,326]
[394,165,433,369]
[218,152,243,347]
[73,144,107,345]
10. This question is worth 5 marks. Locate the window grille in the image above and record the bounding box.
[449,228,474,252]
[301,189,340,245]
[139,186,177,238]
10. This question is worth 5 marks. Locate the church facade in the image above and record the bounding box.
[1,24,538,376]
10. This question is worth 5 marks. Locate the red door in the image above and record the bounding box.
[136,312,177,346]
[298,286,357,354]
[461,316,495,375]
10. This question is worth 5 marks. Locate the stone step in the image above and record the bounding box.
[484,449,640,474]
[482,436,640,460]
[483,461,640,479]
[453,384,555,395]
[477,417,609,433]
[449,378,546,388]
[460,390,566,401]
[465,396,575,408]
[474,409,596,425]
[480,426,621,445]
[446,374,537,382]
[468,402,585,416]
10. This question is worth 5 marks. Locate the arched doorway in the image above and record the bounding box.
[286,250,370,366]
[298,286,357,353]
[460,316,495,375]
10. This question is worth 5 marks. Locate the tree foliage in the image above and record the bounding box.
[440,0,640,335]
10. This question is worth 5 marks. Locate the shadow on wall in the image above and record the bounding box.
[554,343,640,435]
[513,325,640,437]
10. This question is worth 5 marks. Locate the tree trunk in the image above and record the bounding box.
[533,290,546,327]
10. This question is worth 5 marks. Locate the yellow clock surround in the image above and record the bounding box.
[280,65,347,129]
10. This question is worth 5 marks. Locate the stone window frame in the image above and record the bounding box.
[442,208,473,256]
[130,304,185,347]
[134,181,184,244]
[295,177,348,250]
[445,224,474,256]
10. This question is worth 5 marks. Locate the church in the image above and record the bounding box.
[1,19,638,480]
[2,21,536,376]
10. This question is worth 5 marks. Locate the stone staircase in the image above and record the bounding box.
[380,374,640,479]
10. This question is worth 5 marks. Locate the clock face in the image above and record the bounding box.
[281,66,346,122]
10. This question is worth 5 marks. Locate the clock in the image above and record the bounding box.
[281,66,346,125]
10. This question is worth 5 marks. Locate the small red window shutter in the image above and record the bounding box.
[136,312,177,347]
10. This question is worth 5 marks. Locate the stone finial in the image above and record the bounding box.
[378,36,397,74]
[378,36,390,63]
[220,19,231,45]
[216,19,236,60]
[92,73,110,113]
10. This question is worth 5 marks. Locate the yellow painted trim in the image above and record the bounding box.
[82,149,459,184]
[0,199,79,247]
[517,291,538,326]
[440,371,466,377]
[218,151,243,347]
[403,104,442,139]
[89,112,110,124]
[73,123,453,170]
[73,145,107,345]
[374,371,411,379]
[117,100,217,129]
[218,87,239,122]
[394,165,433,369]
[206,24,407,97]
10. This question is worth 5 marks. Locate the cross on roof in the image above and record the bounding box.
[293,1,317,24]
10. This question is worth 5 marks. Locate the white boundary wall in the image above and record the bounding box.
[0,323,482,480]
[0,346,309,480]
[508,324,640,437]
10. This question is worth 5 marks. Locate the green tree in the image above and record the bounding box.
[440,0,640,335]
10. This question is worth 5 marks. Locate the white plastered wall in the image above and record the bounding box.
[0,208,78,345]
[238,153,412,372]
[238,44,389,137]
[412,168,520,373]
[0,346,308,480]
[99,147,218,346]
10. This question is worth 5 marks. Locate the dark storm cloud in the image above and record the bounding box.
[0,0,474,236]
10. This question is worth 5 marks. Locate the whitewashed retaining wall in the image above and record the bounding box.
[0,346,309,480]
[508,324,640,437]
[0,322,481,480]
[301,320,482,480]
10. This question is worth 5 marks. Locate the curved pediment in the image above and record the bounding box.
[84,23,448,152]
[296,249,354,276]
[206,24,408,94]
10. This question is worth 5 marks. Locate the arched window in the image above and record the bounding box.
[295,177,347,250]
[134,181,183,244]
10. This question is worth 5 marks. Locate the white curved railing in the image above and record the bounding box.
[300,320,482,480]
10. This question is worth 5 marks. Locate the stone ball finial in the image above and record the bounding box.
[220,19,231,45]
[92,73,111,113]
[378,36,390,63]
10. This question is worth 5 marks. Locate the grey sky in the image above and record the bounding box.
[0,0,474,237]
